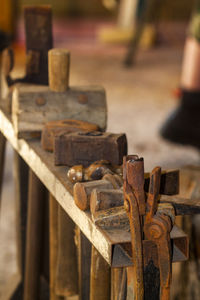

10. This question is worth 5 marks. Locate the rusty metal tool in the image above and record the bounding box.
[123,155,144,300]
[124,155,146,215]
[55,131,127,167]
[144,167,174,300]
[41,119,99,152]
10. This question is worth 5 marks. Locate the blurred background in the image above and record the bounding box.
[0,0,200,299]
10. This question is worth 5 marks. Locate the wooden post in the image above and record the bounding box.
[0,132,6,209]
[55,206,78,297]
[76,228,92,300]
[90,246,111,300]
[49,194,64,300]
[48,48,70,92]
[24,169,46,300]
[111,268,127,300]
[1,152,30,300]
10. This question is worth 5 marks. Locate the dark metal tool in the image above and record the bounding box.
[144,167,174,300]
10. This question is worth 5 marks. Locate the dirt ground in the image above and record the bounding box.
[0,26,200,298]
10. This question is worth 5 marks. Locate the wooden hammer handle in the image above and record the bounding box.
[48,49,70,92]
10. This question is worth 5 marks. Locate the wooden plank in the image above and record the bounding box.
[49,194,64,300]
[0,132,6,210]
[41,188,50,288]
[90,246,111,300]
[13,152,29,299]
[55,205,78,297]
[111,268,127,300]
[92,206,129,229]
[77,229,92,300]
[160,195,200,215]
[0,109,113,264]
[24,169,47,300]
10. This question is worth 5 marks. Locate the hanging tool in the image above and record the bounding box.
[144,167,175,300]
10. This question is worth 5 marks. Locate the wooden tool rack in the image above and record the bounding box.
[0,107,114,299]
[1,104,200,300]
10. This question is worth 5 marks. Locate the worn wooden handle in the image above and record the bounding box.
[48,49,70,92]
[74,180,113,211]
[90,246,111,300]
[90,189,124,216]
[55,205,78,296]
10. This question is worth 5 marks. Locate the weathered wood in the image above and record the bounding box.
[118,268,127,300]
[24,5,53,85]
[92,206,129,229]
[90,187,200,217]
[12,152,29,299]
[160,194,200,215]
[73,174,121,210]
[76,228,92,300]
[24,169,47,300]
[1,6,53,114]
[49,194,64,300]
[41,119,99,152]
[0,110,115,265]
[103,173,123,188]
[111,268,127,300]
[74,180,114,211]
[55,205,78,296]
[2,109,184,267]
[90,189,124,216]
[41,192,50,287]
[54,131,127,167]
[0,132,6,210]
[127,262,160,300]
[14,152,29,276]
[1,47,13,112]
[12,84,107,138]
[172,167,200,300]
[48,49,70,92]
[0,152,29,300]
[90,246,111,300]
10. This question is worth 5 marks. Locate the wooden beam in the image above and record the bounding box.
[77,229,91,300]
[24,170,47,300]
[49,194,64,300]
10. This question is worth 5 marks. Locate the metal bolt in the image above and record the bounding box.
[35,97,46,106]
